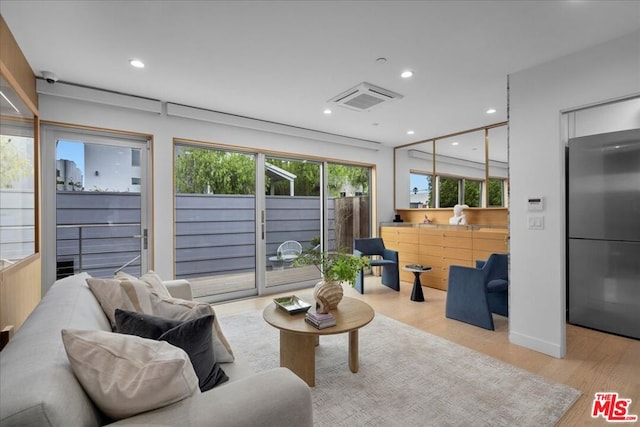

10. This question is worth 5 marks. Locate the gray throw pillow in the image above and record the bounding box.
[115,309,228,391]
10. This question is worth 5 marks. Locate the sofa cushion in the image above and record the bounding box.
[116,270,171,298]
[87,277,235,363]
[61,328,200,421]
[119,277,155,313]
[150,293,235,363]
[86,277,128,328]
[87,277,154,328]
[115,309,229,391]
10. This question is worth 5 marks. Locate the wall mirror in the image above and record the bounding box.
[0,74,37,269]
[395,123,508,209]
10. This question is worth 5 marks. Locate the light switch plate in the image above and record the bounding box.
[528,215,544,230]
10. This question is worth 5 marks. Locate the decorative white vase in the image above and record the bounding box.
[313,279,343,314]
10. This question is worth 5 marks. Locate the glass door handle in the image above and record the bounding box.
[133,229,148,249]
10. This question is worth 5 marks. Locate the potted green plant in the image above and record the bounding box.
[294,247,370,312]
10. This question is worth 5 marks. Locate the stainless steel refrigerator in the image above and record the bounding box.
[568,128,640,339]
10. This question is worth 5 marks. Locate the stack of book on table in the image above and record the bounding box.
[305,311,336,329]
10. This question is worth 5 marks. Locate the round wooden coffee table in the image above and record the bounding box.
[263,296,374,386]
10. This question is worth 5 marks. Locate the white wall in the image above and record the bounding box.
[508,30,640,357]
[38,92,395,286]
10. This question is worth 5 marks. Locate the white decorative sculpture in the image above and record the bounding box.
[449,204,468,225]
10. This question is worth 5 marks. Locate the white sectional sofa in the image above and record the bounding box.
[0,273,313,426]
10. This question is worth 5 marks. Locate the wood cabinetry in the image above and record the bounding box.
[381,227,419,283]
[472,228,509,263]
[419,228,445,289]
[380,225,508,291]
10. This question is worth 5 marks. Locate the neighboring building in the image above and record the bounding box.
[56,159,83,191]
[56,145,141,193]
[83,145,140,193]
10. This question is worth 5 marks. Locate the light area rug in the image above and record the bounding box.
[219,310,580,427]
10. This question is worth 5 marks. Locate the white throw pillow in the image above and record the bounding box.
[116,270,171,298]
[61,329,199,420]
[87,277,154,328]
[140,270,172,298]
[86,278,128,327]
[118,277,154,313]
[150,293,235,363]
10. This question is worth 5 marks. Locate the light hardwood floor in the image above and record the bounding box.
[213,277,640,426]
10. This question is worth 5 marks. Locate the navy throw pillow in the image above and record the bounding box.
[115,309,228,391]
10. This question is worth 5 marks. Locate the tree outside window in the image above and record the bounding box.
[488,179,504,206]
[438,177,460,207]
[463,179,482,207]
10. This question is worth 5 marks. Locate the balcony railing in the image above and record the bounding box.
[56,222,142,279]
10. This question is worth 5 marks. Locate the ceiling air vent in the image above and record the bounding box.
[329,82,403,112]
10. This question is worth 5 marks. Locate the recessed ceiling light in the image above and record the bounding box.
[407,130,415,135]
[486,108,497,114]
[451,142,459,146]
[129,59,145,68]
[401,70,413,79]
[376,57,387,64]
[323,108,332,115]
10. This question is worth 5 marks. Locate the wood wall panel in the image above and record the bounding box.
[0,15,41,342]
[0,254,41,334]
[395,208,507,227]
[0,15,37,113]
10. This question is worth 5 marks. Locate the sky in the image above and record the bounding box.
[410,172,430,193]
[56,140,84,172]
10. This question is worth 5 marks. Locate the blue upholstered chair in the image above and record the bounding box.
[353,238,399,294]
[445,253,509,330]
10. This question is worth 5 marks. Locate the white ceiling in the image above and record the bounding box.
[2,1,639,151]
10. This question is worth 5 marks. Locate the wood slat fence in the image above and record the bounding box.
[54,192,369,281]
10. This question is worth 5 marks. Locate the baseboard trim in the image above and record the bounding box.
[509,330,566,359]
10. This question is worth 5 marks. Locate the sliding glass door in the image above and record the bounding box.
[174,144,257,300]
[264,156,321,288]
[327,163,371,252]
[173,141,373,301]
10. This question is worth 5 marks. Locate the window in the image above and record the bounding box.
[438,176,460,208]
[409,172,432,208]
[327,163,371,251]
[488,178,505,207]
[173,141,373,301]
[174,143,257,299]
[463,179,482,207]
[131,149,141,166]
[131,177,141,185]
[0,75,36,267]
